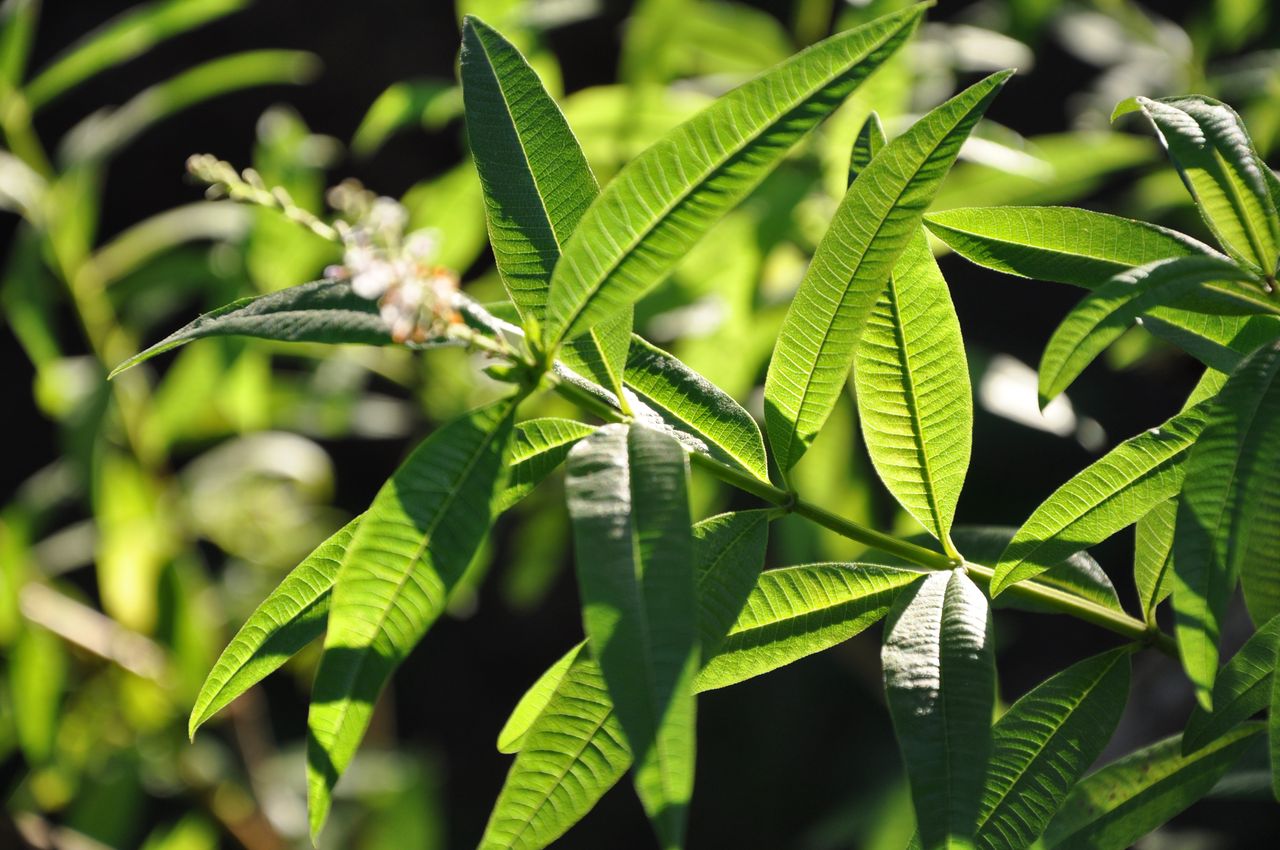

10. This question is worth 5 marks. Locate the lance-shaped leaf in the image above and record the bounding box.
[1115,95,1280,274]
[566,424,698,848]
[307,398,516,839]
[883,569,995,850]
[496,643,585,755]
[109,280,391,377]
[698,562,921,691]
[974,648,1131,850]
[484,510,768,849]
[991,400,1211,597]
[496,418,597,512]
[922,206,1216,288]
[1173,340,1280,708]
[1134,499,1177,623]
[189,517,358,738]
[542,5,924,349]
[1183,614,1280,755]
[461,15,631,394]
[624,336,768,481]
[856,228,971,550]
[848,111,885,182]
[1041,725,1262,849]
[1039,255,1261,406]
[765,71,1011,474]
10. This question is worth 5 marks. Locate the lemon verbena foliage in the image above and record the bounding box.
[109,8,1280,849]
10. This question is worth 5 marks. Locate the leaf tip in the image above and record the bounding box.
[1110,96,1145,124]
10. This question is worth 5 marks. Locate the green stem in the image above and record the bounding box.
[543,348,1176,657]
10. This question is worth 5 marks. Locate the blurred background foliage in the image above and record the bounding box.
[1,0,1278,847]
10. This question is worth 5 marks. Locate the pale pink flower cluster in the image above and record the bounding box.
[324,184,460,344]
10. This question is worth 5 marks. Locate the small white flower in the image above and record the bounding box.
[404,228,440,263]
[368,196,408,235]
[351,261,396,299]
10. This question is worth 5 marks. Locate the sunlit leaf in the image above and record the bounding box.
[307,398,516,839]
[1038,255,1261,406]
[765,71,1010,474]
[496,643,584,755]
[624,336,768,482]
[883,569,995,850]
[1173,340,1280,708]
[1133,499,1177,623]
[1115,95,1280,274]
[26,0,248,109]
[189,517,359,738]
[974,648,1131,850]
[461,15,631,395]
[991,400,1211,596]
[542,6,924,350]
[352,79,461,157]
[496,418,597,513]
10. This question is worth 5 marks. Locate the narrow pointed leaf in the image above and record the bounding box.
[307,399,516,839]
[1184,614,1280,755]
[1039,255,1260,406]
[1134,499,1177,623]
[856,228,971,547]
[109,280,392,377]
[1117,95,1280,273]
[483,510,768,849]
[189,517,358,738]
[848,111,886,183]
[624,336,768,481]
[496,643,584,754]
[698,562,921,691]
[1173,340,1280,708]
[542,6,924,348]
[1271,650,1280,801]
[765,70,1011,474]
[461,15,631,393]
[566,424,697,848]
[991,400,1212,596]
[883,569,995,850]
[1042,725,1263,850]
[496,418,596,512]
[922,206,1216,288]
[974,648,1131,850]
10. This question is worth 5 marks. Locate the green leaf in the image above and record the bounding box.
[461,15,631,394]
[848,111,886,183]
[1116,95,1280,274]
[1271,646,1280,802]
[479,510,775,850]
[496,643,584,755]
[307,398,516,840]
[109,280,392,378]
[855,227,972,549]
[0,0,39,87]
[351,79,461,157]
[26,0,248,109]
[61,49,318,165]
[974,648,1131,850]
[765,70,1010,474]
[624,336,768,481]
[565,424,698,848]
[1041,724,1263,849]
[1038,255,1260,406]
[541,5,924,350]
[1134,499,1177,624]
[189,517,358,739]
[883,569,995,850]
[991,400,1211,596]
[9,624,66,765]
[1184,613,1280,755]
[698,562,922,691]
[922,206,1216,288]
[1173,340,1280,708]
[496,418,597,513]
[494,509,769,760]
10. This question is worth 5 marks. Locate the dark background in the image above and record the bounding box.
[4,1,1279,848]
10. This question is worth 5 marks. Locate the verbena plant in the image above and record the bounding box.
[112,6,1280,848]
